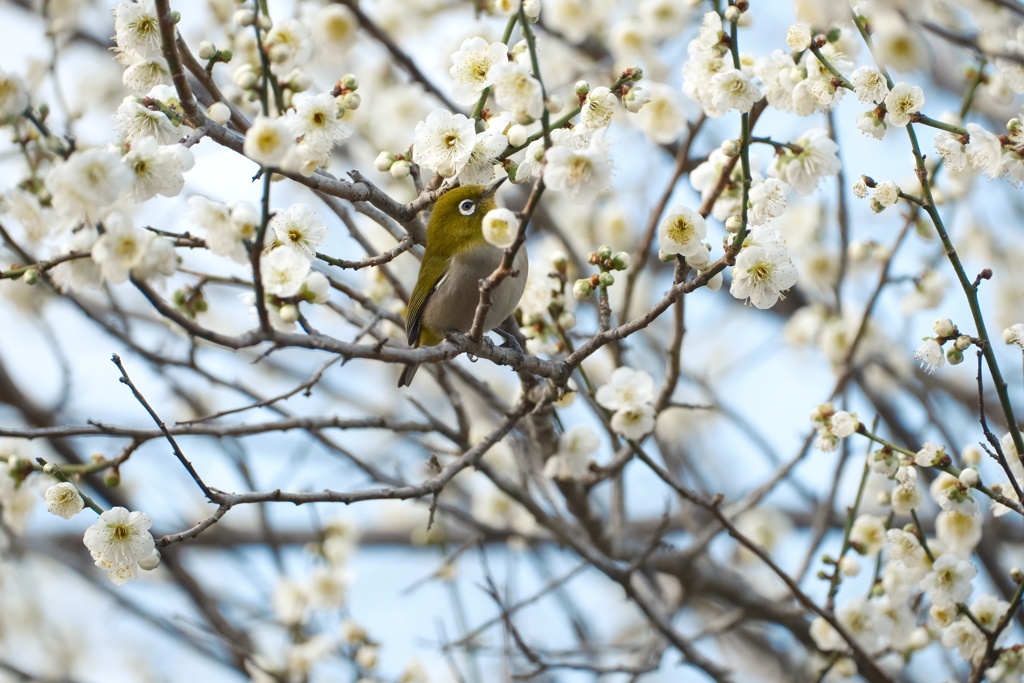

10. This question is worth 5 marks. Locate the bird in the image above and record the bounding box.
[398,178,528,387]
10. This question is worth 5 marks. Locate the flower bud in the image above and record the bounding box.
[390,159,411,179]
[1004,327,1020,344]
[574,80,590,96]
[42,462,57,474]
[598,271,615,287]
[545,94,564,115]
[962,446,981,466]
[550,250,569,270]
[725,215,743,233]
[341,73,359,91]
[268,43,292,64]
[375,151,395,172]
[946,346,964,365]
[22,268,39,285]
[658,249,676,262]
[1013,567,1024,584]
[623,86,651,113]
[959,468,979,488]
[834,658,857,678]
[342,92,361,110]
[218,49,233,63]
[720,139,740,157]
[838,556,860,577]
[138,550,161,571]
[932,318,954,337]
[289,71,313,93]
[907,627,931,650]
[573,279,594,300]
[558,311,576,330]
[169,10,180,23]
[876,490,891,505]
[597,245,613,260]
[611,252,631,271]
[234,69,258,90]
[257,14,273,30]
[724,5,741,22]
[278,304,299,324]
[507,124,528,147]
[234,8,255,26]
[208,102,231,125]
[523,0,541,18]
[198,41,217,60]
[104,468,121,487]
[954,335,971,351]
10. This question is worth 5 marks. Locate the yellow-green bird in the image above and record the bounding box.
[398,179,528,387]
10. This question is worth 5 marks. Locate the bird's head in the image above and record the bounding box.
[427,178,507,251]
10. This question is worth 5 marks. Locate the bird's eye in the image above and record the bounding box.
[458,199,476,216]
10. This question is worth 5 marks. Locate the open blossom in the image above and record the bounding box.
[270,204,327,259]
[768,128,840,196]
[122,56,171,94]
[286,92,352,153]
[596,367,654,410]
[413,109,476,178]
[189,197,254,263]
[748,178,790,226]
[611,404,657,440]
[46,148,132,223]
[121,137,194,202]
[883,83,925,127]
[658,207,707,257]
[83,507,156,585]
[91,214,152,283]
[914,339,944,374]
[891,483,923,514]
[887,529,926,569]
[244,115,295,168]
[943,618,986,664]
[487,61,543,121]
[729,242,797,309]
[51,227,103,292]
[633,82,686,144]
[113,0,161,60]
[481,208,518,249]
[850,66,889,104]
[967,123,1006,180]
[450,37,506,106]
[850,514,886,556]
[709,69,761,115]
[873,180,899,208]
[544,133,612,204]
[543,426,600,481]
[921,554,977,607]
[828,411,859,438]
[0,69,29,117]
[915,442,945,467]
[458,130,507,186]
[261,247,311,298]
[114,96,179,144]
[935,130,967,171]
[581,86,619,130]
[45,482,84,519]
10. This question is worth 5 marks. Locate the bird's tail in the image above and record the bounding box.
[397,363,419,388]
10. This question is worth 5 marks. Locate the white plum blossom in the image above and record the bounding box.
[937,510,983,556]
[886,529,926,570]
[458,130,507,186]
[856,111,887,139]
[850,66,889,104]
[891,483,923,514]
[114,96,179,144]
[450,38,507,106]
[261,247,312,298]
[270,204,327,259]
[46,148,132,223]
[51,227,103,292]
[920,554,977,607]
[786,24,811,51]
[544,133,612,204]
[244,115,295,168]
[189,197,254,263]
[633,83,686,144]
[121,137,194,202]
[935,130,967,171]
[748,178,790,226]
[768,128,840,196]
[113,0,161,60]
[91,215,152,284]
[883,83,925,127]
[0,69,29,117]
[311,4,358,55]
[658,207,707,257]
[942,618,986,664]
[849,514,886,556]
[581,86,619,130]
[487,61,544,122]
[286,92,352,153]
[413,109,476,178]
[914,339,945,374]
[729,242,798,309]
[83,507,156,585]
[121,56,171,94]
[44,482,84,519]
[873,180,899,208]
[543,426,600,481]
[967,123,1007,180]
[709,69,761,115]
[828,411,859,438]
[481,208,519,249]
[610,404,657,440]
[596,367,654,411]
[915,442,946,467]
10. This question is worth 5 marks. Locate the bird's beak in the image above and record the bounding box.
[481,176,508,200]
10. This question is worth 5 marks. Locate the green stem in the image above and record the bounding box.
[960,59,987,120]
[912,113,968,137]
[728,18,752,249]
[518,6,551,148]
[910,509,935,562]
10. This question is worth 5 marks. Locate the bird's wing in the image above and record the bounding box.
[405,254,451,347]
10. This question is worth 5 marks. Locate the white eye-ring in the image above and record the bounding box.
[458,199,476,216]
